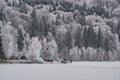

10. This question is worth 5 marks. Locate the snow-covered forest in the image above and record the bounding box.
[0,0,120,63]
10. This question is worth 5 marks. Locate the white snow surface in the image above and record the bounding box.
[0,62,120,80]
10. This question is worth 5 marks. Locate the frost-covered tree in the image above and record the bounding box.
[97,48,105,61]
[0,0,120,61]
[60,26,75,60]
[69,47,81,61]
[42,32,58,61]
[27,37,43,62]
[86,47,97,61]
[80,47,87,60]
[1,22,18,59]
[108,50,117,61]
[56,25,67,59]
[110,18,118,34]
[50,21,56,36]
[45,39,57,61]
[46,32,53,42]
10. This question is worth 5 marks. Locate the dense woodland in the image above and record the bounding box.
[0,0,120,62]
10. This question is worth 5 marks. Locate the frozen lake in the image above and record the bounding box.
[0,62,120,80]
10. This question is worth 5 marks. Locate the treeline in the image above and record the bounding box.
[0,0,120,62]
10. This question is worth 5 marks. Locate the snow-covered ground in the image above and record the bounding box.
[0,62,120,80]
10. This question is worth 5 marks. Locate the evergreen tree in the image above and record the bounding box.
[97,27,104,48]
[87,7,94,15]
[0,9,4,22]
[46,32,53,42]
[53,5,56,11]
[51,21,56,36]
[17,26,24,51]
[30,8,39,37]
[55,2,58,6]
[0,24,4,61]
[117,0,120,4]
[104,37,109,61]
[42,15,49,37]
[49,6,53,12]
[0,9,3,21]
[95,6,105,17]
[2,22,18,59]
[77,15,86,26]
[117,20,120,41]
[83,26,88,48]
[93,32,98,48]
[5,0,8,2]
[75,27,82,48]
[87,26,97,48]
[78,1,86,15]
[65,27,74,50]
[19,0,27,14]
[36,0,39,5]
[28,37,43,62]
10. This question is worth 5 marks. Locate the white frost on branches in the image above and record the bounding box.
[27,37,43,62]
[1,22,18,59]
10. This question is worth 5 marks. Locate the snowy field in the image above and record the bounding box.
[0,62,120,80]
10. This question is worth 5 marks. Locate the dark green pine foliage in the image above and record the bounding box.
[60,1,74,12]
[87,26,97,48]
[51,21,56,36]
[53,5,56,11]
[19,0,27,14]
[55,2,58,6]
[30,8,39,37]
[17,28,24,51]
[104,37,109,52]
[5,0,8,2]
[75,27,82,48]
[42,15,49,37]
[86,6,108,18]
[97,27,104,48]
[0,9,2,21]
[0,9,4,22]
[77,15,86,26]
[117,20,120,41]
[79,2,87,15]
[87,7,94,15]
[93,32,98,48]
[118,0,120,4]
[83,26,88,48]
[104,37,109,61]
[49,6,53,12]
[0,26,4,61]
[65,27,74,50]
[95,6,104,17]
